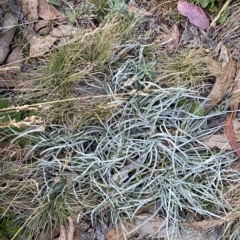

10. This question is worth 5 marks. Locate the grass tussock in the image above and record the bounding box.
[13,10,142,127]
[156,47,210,88]
[1,85,240,239]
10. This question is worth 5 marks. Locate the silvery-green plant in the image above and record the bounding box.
[4,84,239,239]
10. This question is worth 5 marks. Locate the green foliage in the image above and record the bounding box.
[66,10,77,24]
[0,212,21,240]
[218,9,230,23]
[177,98,205,116]
[47,0,61,6]
[192,0,230,23]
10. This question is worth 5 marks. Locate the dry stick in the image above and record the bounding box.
[59,225,67,240]
[210,0,232,27]
[0,90,140,112]
[67,217,75,240]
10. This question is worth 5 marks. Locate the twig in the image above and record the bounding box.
[59,225,67,240]
[67,217,75,240]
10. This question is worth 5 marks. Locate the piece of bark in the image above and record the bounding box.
[59,225,67,240]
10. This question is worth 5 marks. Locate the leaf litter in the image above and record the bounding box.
[105,213,172,240]
[204,52,237,114]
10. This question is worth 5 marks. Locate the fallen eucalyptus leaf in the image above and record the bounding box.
[202,119,240,150]
[204,55,237,113]
[177,0,210,30]
[231,67,240,114]
[183,219,225,230]
[202,134,231,150]
[205,57,222,77]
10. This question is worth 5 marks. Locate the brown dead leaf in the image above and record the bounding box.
[6,47,23,69]
[183,219,225,230]
[205,57,222,77]
[231,67,240,114]
[219,44,229,67]
[29,35,57,57]
[19,0,38,22]
[105,213,172,240]
[50,25,79,37]
[0,12,17,64]
[204,55,237,114]
[127,5,153,17]
[167,24,180,54]
[34,19,50,32]
[202,119,240,150]
[202,134,231,150]
[38,0,65,21]
[135,203,156,215]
